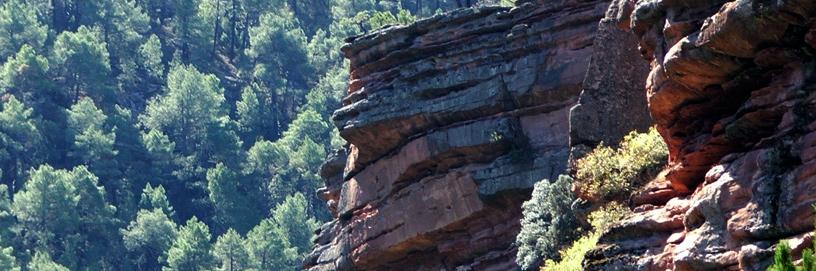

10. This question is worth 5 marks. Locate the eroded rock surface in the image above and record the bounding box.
[304,1,622,269]
[303,0,816,269]
[587,0,816,270]
[569,0,653,159]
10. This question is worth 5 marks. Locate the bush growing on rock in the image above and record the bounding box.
[768,205,816,271]
[515,175,580,270]
[517,128,665,270]
[574,127,668,201]
[541,202,631,271]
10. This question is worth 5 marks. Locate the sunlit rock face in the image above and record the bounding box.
[586,0,816,270]
[302,0,655,269]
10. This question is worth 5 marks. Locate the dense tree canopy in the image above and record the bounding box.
[213,229,250,271]
[165,217,216,270]
[0,0,48,60]
[122,208,178,270]
[0,245,18,271]
[0,0,508,269]
[0,97,44,191]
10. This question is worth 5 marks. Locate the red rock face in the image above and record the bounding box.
[302,1,652,269]
[587,0,816,270]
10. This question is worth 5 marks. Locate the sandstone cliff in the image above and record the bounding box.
[303,0,653,269]
[306,0,816,270]
[586,0,816,270]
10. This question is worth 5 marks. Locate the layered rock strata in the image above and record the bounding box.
[303,0,641,269]
[586,0,816,270]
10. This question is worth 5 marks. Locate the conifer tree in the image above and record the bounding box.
[164,217,216,271]
[213,229,250,271]
[0,0,48,60]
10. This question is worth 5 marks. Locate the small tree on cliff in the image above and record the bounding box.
[515,175,580,270]
[768,205,816,271]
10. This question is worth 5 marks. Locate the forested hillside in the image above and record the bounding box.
[0,0,511,270]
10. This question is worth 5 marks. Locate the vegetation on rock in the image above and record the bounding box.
[541,203,630,271]
[517,127,666,270]
[768,205,816,271]
[575,127,668,201]
[516,175,580,270]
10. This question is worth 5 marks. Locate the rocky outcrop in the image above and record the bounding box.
[569,0,653,159]
[304,0,816,269]
[303,0,639,269]
[586,0,816,270]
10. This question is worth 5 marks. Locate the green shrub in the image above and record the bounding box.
[541,231,597,271]
[804,248,815,271]
[587,202,631,230]
[515,175,581,270]
[768,204,816,271]
[768,242,816,271]
[575,127,668,201]
[769,241,797,271]
[541,203,631,271]
[354,9,416,32]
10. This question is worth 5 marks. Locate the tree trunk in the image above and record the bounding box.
[230,0,238,58]
[73,73,80,104]
[68,0,80,30]
[242,17,251,50]
[212,0,222,59]
[51,0,67,31]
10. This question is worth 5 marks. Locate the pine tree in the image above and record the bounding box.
[140,35,165,80]
[164,217,216,271]
[122,208,178,270]
[235,85,264,143]
[247,9,311,104]
[141,64,227,157]
[0,185,14,242]
[52,26,113,104]
[0,96,45,191]
[67,97,117,166]
[12,165,118,269]
[198,0,230,57]
[139,184,176,218]
[171,0,207,62]
[107,105,153,219]
[803,248,815,271]
[272,193,319,256]
[12,165,77,250]
[69,166,119,269]
[0,0,48,60]
[96,0,150,60]
[213,229,250,271]
[0,45,57,113]
[245,218,296,270]
[0,0,399,268]
[0,246,19,271]
[207,163,264,233]
[142,129,177,186]
[768,241,796,271]
[141,64,242,219]
[243,139,290,206]
[27,251,69,271]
